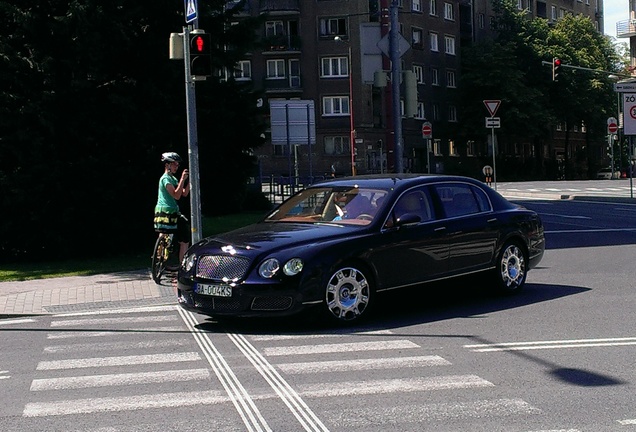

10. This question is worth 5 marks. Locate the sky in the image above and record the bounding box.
[604,0,629,39]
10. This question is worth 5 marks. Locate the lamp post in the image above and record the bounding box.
[335,36,356,176]
[609,75,621,179]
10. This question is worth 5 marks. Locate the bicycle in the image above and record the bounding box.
[151,214,189,283]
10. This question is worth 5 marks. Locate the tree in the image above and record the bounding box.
[0,0,265,261]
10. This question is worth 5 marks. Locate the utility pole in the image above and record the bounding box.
[390,0,403,174]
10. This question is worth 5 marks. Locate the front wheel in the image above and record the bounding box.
[324,266,373,324]
[151,235,169,284]
[493,242,527,293]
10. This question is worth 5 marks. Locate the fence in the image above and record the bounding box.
[259,175,329,205]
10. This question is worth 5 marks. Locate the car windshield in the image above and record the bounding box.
[265,186,389,225]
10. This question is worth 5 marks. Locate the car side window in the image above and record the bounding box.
[435,184,482,218]
[385,187,434,228]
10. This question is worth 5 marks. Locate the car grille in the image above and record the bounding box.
[194,296,243,312]
[251,296,293,311]
[196,255,251,281]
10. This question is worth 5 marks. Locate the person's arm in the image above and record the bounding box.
[166,169,189,200]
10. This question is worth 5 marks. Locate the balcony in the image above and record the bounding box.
[262,34,302,52]
[616,19,636,38]
[259,0,300,14]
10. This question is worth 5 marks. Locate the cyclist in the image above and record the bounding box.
[154,152,190,264]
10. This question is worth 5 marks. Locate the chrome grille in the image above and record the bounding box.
[196,255,251,281]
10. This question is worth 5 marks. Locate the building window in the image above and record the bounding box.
[517,0,523,10]
[412,27,423,47]
[448,105,457,122]
[319,17,347,37]
[412,0,421,12]
[449,140,458,156]
[265,21,284,36]
[413,65,424,83]
[446,70,456,88]
[432,104,440,120]
[430,0,437,15]
[444,2,454,20]
[289,59,301,87]
[431,68,439,86]
[266,59,285,79]
[416,102,425,119]
[467,140,476,157]
[433,139,442,155]
[321,57,349,77]
[234,60,252,80]
[478,13,485,29]
[430,32,439,51]
[324,136,350,155]
[551,6,557,20]
[273,144,288,156]
[445,35,456,55]
[322,96,350,116]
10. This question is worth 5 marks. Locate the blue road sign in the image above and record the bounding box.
[185,0,198,23]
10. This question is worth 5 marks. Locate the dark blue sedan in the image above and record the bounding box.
[177,175,545,324]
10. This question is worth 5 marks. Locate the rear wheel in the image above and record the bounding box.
[151,235,169,283]
[493,242,527,293]
[324,265,373,324]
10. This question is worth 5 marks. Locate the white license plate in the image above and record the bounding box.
[197,283,232,297]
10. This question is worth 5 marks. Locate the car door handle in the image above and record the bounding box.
[434,227,447,232]
[487,218,498,223]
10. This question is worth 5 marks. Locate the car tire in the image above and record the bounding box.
[323,264,374,324]
[493,241,528,294]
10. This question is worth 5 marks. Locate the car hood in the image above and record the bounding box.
[194,222,358,257]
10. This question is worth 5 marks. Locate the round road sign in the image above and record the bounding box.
[422,122,432,138]
[608,123,618,134]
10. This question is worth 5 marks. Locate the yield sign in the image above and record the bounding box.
[483,100,501,117]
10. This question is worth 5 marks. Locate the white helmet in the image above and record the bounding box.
[161,152,182,163]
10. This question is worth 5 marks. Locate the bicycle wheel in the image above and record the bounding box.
[151,234,168,283]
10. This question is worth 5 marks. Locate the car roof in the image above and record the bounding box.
[313,174,484,191]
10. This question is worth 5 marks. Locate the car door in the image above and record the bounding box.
[431,183,499,275]
[369,186,449,291]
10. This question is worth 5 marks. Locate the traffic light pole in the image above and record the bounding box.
[390,1,403,174]
[183,25,203,244]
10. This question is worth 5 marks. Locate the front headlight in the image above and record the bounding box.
[182,253,196,272]
[283,258,304,276]
[259,258,280,278]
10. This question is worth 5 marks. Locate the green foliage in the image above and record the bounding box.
[0,0,266,261]
[460,0,622,178]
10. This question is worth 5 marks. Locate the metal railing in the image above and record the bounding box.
[260,175,328,204]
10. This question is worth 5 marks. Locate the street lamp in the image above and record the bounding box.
[609,74,622,180]
[335,36,356,176]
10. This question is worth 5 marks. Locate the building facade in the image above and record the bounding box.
[228,0,605,180]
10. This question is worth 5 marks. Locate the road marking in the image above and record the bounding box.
[177,308,272,432]
[23,390,228,417]
[540,212,591,219]
[44,338,190,354]
[334,399,539,425]
[0,370,9,380]
[30,369,210,391]
[299,375,494,398]
[50,315,176,327]
[263,340,419,356]
[229,332,330,432]
[277,355,451,374]
[36,352,200,370]
[465,336,636,352]
[618,419,636,425]
[545,228,636,234]
[0,318,36,326]
[56,305,177,317]
[46,326,183,339]
[249,329,393,341]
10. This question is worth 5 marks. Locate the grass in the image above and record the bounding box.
[0,212,266,283]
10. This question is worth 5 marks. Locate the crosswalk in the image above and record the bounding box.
[11,306,634,431]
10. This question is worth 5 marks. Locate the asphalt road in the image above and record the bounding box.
[1,198,636,431]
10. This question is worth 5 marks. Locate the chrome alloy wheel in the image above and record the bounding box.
[499,244,526,289]
[325,267,370,321]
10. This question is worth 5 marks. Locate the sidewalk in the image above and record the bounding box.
[0,269,175,317]
[1,181,634,317]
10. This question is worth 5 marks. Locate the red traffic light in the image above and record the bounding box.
[554,58,561,67]
[190,33,211,54]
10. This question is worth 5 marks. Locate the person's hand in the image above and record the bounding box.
[181,169,189,182]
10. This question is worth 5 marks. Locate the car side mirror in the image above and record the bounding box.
[395,212,421,227]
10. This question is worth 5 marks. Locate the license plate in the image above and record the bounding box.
[197,283,232,297]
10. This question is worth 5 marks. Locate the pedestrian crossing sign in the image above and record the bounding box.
[185,0,198,23]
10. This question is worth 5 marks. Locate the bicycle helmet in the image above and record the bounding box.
[161,152,182,163]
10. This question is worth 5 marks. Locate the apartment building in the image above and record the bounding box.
[229,0,605,179]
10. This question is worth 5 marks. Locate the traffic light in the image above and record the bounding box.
[552,57,562,82]
[190,33,212,77]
